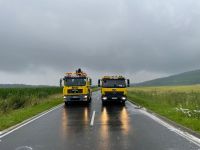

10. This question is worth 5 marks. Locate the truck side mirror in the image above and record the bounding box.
[98,79,101,87]
[127,79,130,87]
[59,78,63,87]
[89,79,92,85]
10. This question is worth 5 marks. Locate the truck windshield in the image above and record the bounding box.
[102,79,126,88]
[64,78,86,86]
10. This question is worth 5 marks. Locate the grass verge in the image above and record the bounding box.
[0,87,98,131]
[128,86,200,134]
[92,87,100,92]
[0,95,62,131]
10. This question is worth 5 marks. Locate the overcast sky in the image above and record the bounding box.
[0,0,200,85]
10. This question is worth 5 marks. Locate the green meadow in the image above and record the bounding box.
[128,85,200,133]
[0,87,62,130]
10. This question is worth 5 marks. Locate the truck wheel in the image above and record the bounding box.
[102,101,106,106]
[88,99,91,104]
[86,101,90,105]
[88,97,91,103]
[121,101,125,106]
[65,102,69,106]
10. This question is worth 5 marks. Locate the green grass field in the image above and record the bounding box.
[0,87,62,113]
[0,87,62,130]
[128,85,200,133]
[0,86,98,131]
[92,86,100,92]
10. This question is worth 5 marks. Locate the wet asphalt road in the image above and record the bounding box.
[0,91,200,150]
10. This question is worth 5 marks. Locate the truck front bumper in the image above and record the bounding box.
[101,95,127,102]
[63,95,89,102]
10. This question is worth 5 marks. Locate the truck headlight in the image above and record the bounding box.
[121,97,126,100]
[63,96,67,99]
[84,95,88,99]
[102,97,107,100]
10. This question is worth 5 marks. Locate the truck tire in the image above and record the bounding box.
[86,101,90,105]
[121,101,125,106]
[102,101,106,106]
[89,96,92,102]
[87,99,91,104]
[65,101,70,106]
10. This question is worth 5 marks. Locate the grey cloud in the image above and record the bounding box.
[0,0,200,77]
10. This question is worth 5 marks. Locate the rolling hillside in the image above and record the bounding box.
[135,69,200,86]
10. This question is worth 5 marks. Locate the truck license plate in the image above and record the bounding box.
[112,97,117,100]
[72,96,79,98]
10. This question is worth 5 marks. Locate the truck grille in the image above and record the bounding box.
[105,92,124,97]
[68,89,83,94]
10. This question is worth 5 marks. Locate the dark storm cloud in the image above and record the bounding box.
[1,0,200,75]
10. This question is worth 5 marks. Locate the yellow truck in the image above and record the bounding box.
[98,76,130,105]
[62,69,92,105]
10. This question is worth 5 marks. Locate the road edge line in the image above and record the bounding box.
[127,101,200,147]
[0,104,63,139]
[128,100,200,138]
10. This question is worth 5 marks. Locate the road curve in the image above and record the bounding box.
[0,91,200,150]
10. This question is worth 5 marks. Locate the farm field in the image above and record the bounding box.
[0,87,62,130]
[128,85,200,133]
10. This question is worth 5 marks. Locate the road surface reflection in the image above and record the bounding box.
[99,104,130,149]
[60,104,91,139]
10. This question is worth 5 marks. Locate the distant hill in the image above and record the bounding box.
[0,84,55,88]
[135,69,200,86]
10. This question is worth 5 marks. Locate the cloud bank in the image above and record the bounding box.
[0,0,200,85]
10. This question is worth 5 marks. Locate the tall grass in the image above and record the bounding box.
[128,85,200,132]
[0,87,62,113]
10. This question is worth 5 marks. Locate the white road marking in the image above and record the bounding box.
[15,146,33,150]
[0,104,63,139]
[90,111,96,126]
[127,101,200,147]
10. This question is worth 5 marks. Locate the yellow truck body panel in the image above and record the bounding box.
[98,76,130,105]
[62,69,92,105]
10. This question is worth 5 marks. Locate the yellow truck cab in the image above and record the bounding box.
[98,76,130,105]
[62,69,92,105]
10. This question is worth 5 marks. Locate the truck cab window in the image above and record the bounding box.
[64,78,86,86]
[102,79,126,88]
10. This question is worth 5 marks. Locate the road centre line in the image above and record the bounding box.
[90,111,96,126]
